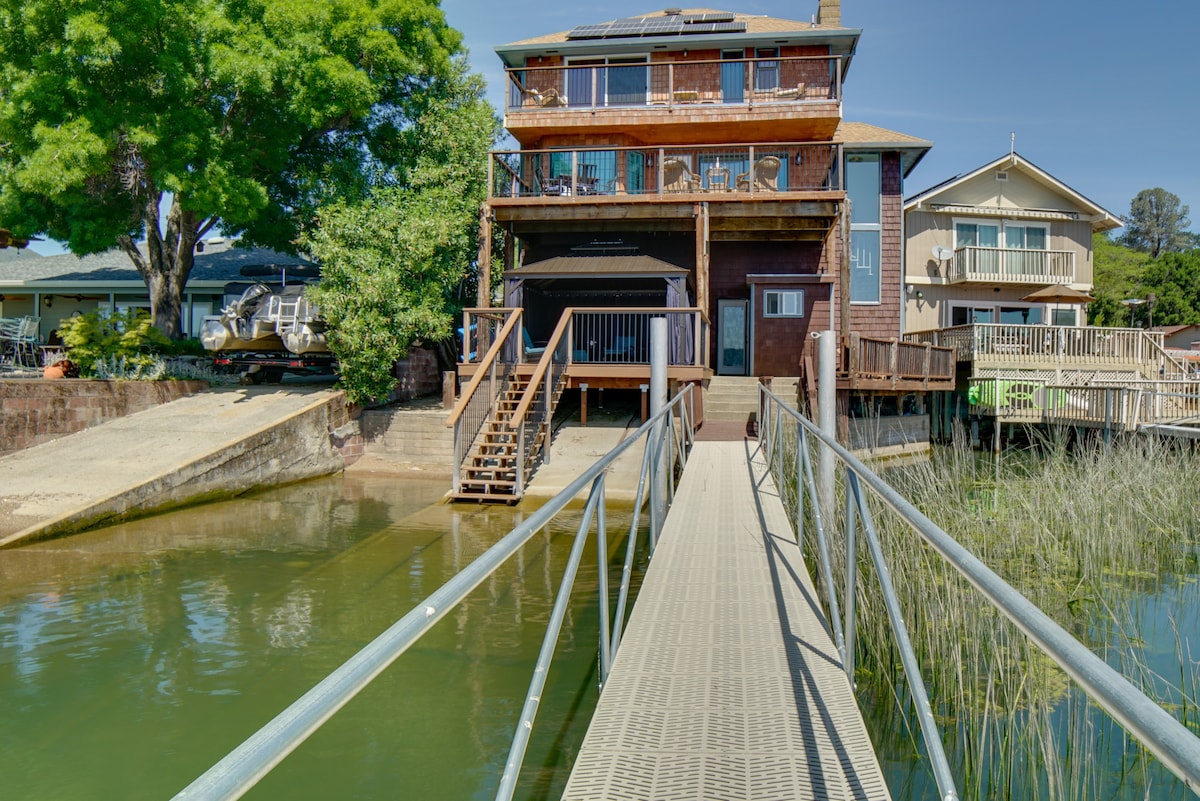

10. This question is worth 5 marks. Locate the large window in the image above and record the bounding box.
[566,56,647,107]
[955,222,999,248]
[847,153,881,304]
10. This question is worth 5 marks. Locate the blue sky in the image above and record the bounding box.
[27,0,1199,256]
[441,0,1200,233]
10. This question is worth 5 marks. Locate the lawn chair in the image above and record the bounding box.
[735,156,781,192]
[523,87,566,107]
[662,158,700,193]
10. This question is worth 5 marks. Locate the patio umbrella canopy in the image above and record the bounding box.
[1020,284,1096,304]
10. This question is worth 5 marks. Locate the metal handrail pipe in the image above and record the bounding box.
[496,475,607,801]
[847,472,958,801]
[799,423,845,664]
[760,384,1200,793]
[610,431,656,663]
[173,388,693,801]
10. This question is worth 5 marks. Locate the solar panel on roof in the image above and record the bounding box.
[683,12,736,23]
[566,13,744,39]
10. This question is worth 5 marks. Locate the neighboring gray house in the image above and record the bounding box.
[0,238,312,341]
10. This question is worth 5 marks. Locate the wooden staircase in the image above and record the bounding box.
[452,373,566,502]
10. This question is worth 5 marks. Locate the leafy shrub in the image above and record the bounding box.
[57,309,173,378]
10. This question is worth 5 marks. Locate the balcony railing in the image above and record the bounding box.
[948,246,1075,284]
[506,55,841,113]
[907,324,1166,367]
[489,143,842,199]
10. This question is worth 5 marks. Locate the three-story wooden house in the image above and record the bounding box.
[450,2,950,498]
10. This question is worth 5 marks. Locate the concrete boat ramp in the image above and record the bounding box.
[0,386,352,549]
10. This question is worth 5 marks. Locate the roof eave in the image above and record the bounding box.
[496,28,861,67]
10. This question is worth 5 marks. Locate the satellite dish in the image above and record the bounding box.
[932,246,954,261]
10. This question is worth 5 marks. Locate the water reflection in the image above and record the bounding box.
[0,473,636,800]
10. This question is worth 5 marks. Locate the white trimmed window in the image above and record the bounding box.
[764,289,805,317]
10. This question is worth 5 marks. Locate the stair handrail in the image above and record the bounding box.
[445,308,523,430]
[1140,331,1189,380]
[507,308,575,429]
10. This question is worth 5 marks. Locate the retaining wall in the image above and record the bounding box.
[0,379,208,456]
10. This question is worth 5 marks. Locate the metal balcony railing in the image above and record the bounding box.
[947,246,1075,284]
[489,143,843,199]
[505,55,842,113]
[757,385,1200,801]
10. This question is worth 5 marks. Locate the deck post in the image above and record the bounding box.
[817,331,837,511]
[651,318,668,532]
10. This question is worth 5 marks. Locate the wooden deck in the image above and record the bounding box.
[562,440,889,800]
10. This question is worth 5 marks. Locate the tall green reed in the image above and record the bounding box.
[773,422,1200,800]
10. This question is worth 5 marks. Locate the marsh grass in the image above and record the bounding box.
[775,425,1200,800]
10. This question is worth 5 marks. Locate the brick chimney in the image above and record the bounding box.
[817,0,840,26]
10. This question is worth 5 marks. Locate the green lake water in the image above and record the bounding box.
[0,474,630,800]
[5,458,1199,800]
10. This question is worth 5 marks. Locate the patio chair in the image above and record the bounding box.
[735,155,782,192]
[523,87,566,107]
[522,327,545,358]
[603,335,637,361]
[773,82,806,100]
[9,316,39,368]
[662,158,700,193]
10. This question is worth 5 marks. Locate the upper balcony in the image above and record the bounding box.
[503,56,843,147]
[489,142,843,202]
[946,246,1076,285]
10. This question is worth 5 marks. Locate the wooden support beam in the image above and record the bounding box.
[477,203,492,308]
[711,231,828,242]
[709,216,831,232]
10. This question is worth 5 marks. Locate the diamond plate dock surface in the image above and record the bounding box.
[562,440,891,801]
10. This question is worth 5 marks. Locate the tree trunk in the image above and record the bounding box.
[117,191,204,339]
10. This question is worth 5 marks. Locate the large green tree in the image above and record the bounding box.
[1120,187,1192,259]
[302,65,496,404]
[1088,233,1152,326]
[0,0,461,336]
[1140,251,1200,327]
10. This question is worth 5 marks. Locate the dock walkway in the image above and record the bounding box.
[563,439,890,800]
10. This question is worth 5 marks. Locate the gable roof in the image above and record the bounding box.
[903,152,1122,232]
[496,8,860,67]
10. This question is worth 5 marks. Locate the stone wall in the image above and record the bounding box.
[390,347,441,402]
[0,379,208,456]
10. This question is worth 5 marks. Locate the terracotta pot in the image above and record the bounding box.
[42,364,64,379]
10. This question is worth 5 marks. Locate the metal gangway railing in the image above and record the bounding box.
[171,385,695,801]
[757,384,1200,800]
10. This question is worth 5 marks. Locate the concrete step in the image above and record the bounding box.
[360,407,453,460]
